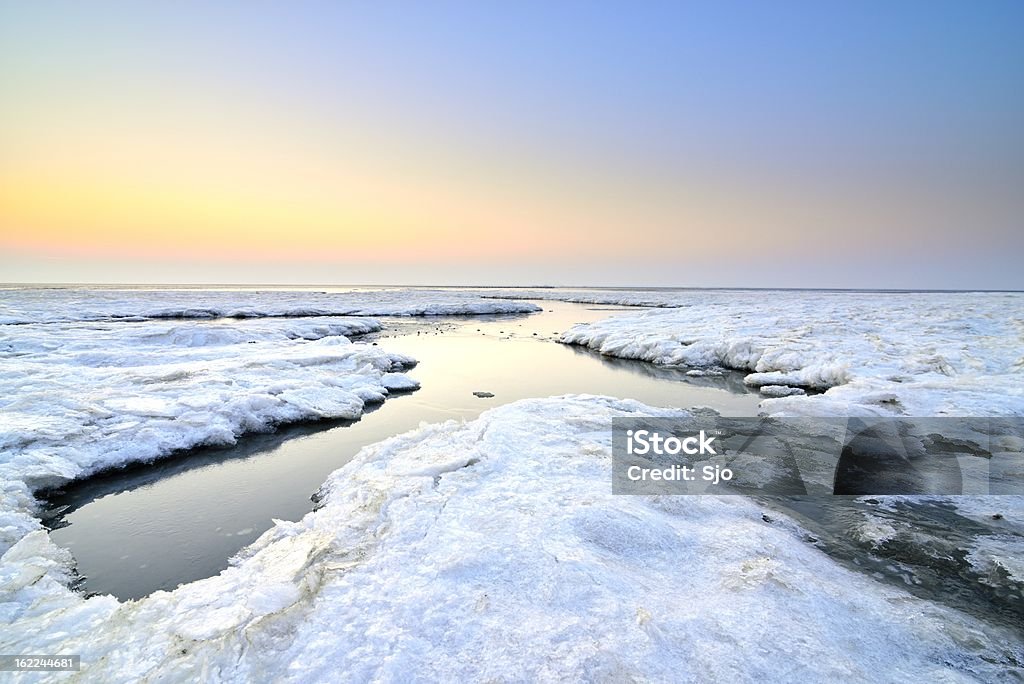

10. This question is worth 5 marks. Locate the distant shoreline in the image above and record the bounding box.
[2,283,1022,294]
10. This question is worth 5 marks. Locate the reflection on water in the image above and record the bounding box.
[566,345,754,394]
[42,414,370,530]
[44,300,762,600]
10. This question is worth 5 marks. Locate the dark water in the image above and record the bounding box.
[43,301,761,599]
[759,495,1024,637]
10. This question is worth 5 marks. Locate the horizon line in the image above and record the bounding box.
[2,282,1022,295]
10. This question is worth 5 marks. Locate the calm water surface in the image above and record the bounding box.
[44,301,762,599]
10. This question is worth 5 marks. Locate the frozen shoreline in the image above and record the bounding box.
[3,396,1022,681]
[0,288,542,559]
[2,287,1023,680]
[551,289,1024,416]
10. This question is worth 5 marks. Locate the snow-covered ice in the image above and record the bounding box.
[758,385,806,398]
[2,287,1022,681]
[0,287,542,324]
[1,397,1020,681]
[555,290,1024,416]
[0,319,417,489]
[0,286,540,550]
[482,287,690,308]
[0,290,448,561]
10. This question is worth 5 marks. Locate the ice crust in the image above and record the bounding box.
[1,397,1020,682]
[0,287,541,324]
[0,323,416,488]
[3,287,1022,680]
[0,311,424,559]
[0,286,538,553]
[552,290,1024,416]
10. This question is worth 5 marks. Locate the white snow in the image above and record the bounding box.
[0,302,425,561]
[2,287,1021,680]
[0,286,538,555]
[0,286,542,324]
[555,290,1024,416]
[965,534,1024,586]
[1,397,1020,681]
[853,515,900,548]
[759,385,806,398]
[0,322,417,490]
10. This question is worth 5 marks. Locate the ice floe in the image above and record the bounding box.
[555,290,1024,416]
[0,286,538,554]
[1,397,1020,681]
[0,309,421,560]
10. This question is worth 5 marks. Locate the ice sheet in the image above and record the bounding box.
[552,290,1024,416]
[2,288,1021,680]
[1,397,1019,681]
[0,286,538,553]
[0,307,422,558]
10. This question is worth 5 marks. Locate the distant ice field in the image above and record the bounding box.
[535,288,1024,416]
[0,286,542,324]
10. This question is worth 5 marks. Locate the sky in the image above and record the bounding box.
[1,1,1022,288]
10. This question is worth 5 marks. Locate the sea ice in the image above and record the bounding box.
[2,287,1021,681]
[0,286,541,324]
[552,290,1024,416]
[481,287,688,308]
[1,397,1020,681]
[0,292,443,559]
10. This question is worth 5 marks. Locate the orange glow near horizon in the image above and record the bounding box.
[2,3,1021,288]
[0,78,878,270]
[0,107,674,265]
